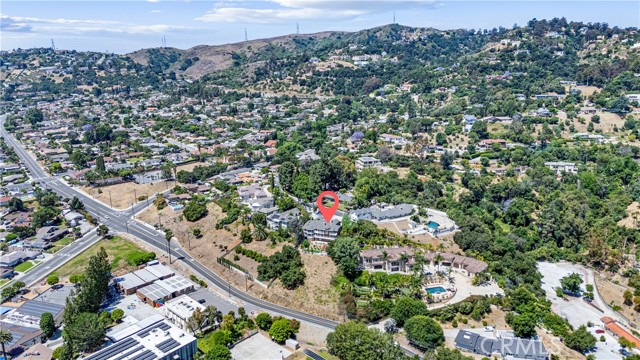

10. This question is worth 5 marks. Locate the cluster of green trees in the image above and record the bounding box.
[326,320,462,360]
[183,196,208,221]
[176,163,227,184]
[256,245,305,289]
[59,248,112,359]
[278,156,355,201]
[254,312,300,343]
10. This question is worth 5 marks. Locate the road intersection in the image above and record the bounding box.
[0,115,341,330]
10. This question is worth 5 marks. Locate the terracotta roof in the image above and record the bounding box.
[601,317,640,348]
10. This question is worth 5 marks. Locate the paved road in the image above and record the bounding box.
[18,229,101,287]
[0,115,419,357]
[0,115,340,330]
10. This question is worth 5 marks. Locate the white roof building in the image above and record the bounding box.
[86,314,197,360]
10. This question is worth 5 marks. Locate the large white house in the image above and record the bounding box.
[355,156,382,170]
[545,161,578,175]
[380,133,407,145]
[164,295,207,333]
[359,247,488,277]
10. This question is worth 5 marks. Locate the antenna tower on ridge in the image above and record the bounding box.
[51,39,55,51]
[245,28,248,41]
[296,22,299,34]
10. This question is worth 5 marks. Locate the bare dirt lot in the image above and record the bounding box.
[618,202,640,229]
[81,162,207,209]
[82,180,174,209]
[136,202,343,320]
[594,272,640,325]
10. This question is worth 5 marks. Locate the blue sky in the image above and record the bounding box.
[1,1,638,53]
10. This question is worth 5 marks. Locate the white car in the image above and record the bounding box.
[484,326,494,332]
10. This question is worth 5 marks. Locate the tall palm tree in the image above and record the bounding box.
[0,330,13,359]
[434,253,444,274]
[399,253,410,272]
[253,225,268,242]
[164,229,173,264]
[380,250,390,271]
[413,251,426,277]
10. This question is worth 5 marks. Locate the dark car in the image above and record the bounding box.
[198,299,206,304]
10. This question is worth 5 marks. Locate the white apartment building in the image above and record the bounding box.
[355,156,382,170]
[545,161,578,175]
[164,295,207,333]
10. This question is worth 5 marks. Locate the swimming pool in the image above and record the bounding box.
[427,221,439,229]
[426,286,447,294]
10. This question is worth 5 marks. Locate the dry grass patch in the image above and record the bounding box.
[82,180,175,209]
[618,201,640,229]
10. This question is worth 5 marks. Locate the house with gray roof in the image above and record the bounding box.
[350,204,414,222]
[303,219,341,243]
[454,330,548,360]
[267,208,300,230]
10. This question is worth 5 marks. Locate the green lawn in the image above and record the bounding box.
[317,351,340,360]
[50,236,152,278]
[55,237,74,246]
[14,261,35,272]
[197,331,231,354]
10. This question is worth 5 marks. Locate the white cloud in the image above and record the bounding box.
[1,13,197,35]
[196,0,438,23]
[147,0,161,3]
[151,10,163,13]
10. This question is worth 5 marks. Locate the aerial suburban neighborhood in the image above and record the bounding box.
[0,5,640,360]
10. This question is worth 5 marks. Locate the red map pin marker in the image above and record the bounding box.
[317,191,339,223]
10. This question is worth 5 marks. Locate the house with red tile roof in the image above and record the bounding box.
[601,317,640,348]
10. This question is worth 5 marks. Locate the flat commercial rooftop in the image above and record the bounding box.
[137,283,172,301]
[231,333,292,360]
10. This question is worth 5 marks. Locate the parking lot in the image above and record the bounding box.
[538,262,625,359]
[186,287,238,315]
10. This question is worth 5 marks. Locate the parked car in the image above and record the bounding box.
[484,326,494,332]
[595,329,605,334]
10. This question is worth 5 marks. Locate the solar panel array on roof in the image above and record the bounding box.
[156,338,179,353]
[137,322,170,338]
[17,300,65,318]
[137,283,171,301]
[113,345,144,360]
[136,350,157,360]
[85,338,140,360]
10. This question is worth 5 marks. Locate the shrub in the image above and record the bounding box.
[69,274,83,284]
[127,251,156,266]
[46,275,59,285]
[255,313,273,331]
[184,201,208,222]
[235,246,268,262]
[405,315,444,350]
[111,309,125,323]
[269,318,294,343]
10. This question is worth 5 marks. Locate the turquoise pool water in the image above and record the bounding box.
[426,286,447,294]
[427,221,439,229]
